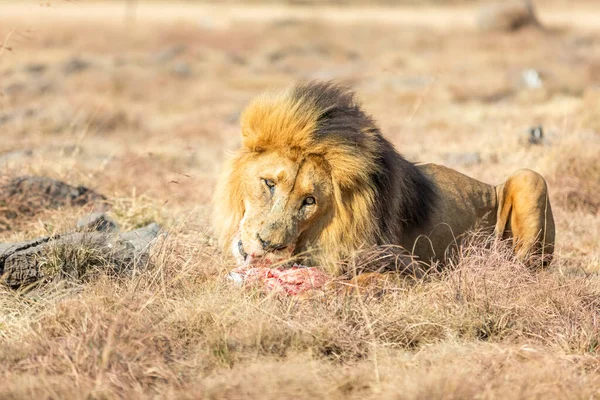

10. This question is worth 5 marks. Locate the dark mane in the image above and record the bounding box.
[291,81,437,242]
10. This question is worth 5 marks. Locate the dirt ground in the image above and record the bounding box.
[0,1,599,398]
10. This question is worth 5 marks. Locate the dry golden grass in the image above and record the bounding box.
[0,1,599,398]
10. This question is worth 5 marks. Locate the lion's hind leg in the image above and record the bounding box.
[495,169,555,267]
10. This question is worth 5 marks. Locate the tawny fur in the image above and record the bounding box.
[213,82,555,274]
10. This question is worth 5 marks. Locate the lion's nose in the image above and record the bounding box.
[257,234,287,252]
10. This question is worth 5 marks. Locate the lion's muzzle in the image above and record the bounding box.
[257,233,288,252]
[237,237,294,267]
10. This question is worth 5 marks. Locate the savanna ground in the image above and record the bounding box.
[1,1,599,398]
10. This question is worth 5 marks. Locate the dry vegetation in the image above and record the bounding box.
[0,1,599,398]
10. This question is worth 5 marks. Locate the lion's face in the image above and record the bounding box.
[236,151,334,265]
[214,82,399,272]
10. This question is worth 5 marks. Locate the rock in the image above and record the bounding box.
[23,108,37,118]
[0,223,162,288]
[172,61,192,78]
[119,223,161,254]
[3,82,26,95]
[521,69,543,89]
[36,80,56,94]
[519,125,549,147]
[24,63,47,74]
[229,53,246,65]
[528,125,544,145]
[150,45,186,64]
[0,108,38,128]
[0,112,15,126]
[2,176,107,209]
[442,152,482,167]
[77,212,119,233]
[477,1,542,32]
[63,57,91,75]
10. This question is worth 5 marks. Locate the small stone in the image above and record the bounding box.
[77,212,119,233]
[2,176,107,209]
[521,69,543,89]
[477,1,542,32]
[150,45,186,64]
[36,80,56,94]
[172,61,192,78]
[63,57,91,75]
[0,108,37,127]
[0,112,14,126]
[24,63,48,74]
[3,82,26,95]
[519,125,549,147]
[528,126,544,144]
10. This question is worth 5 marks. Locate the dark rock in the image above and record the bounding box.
[119,223,161,254]
[63,57,91,75]
[520,125,549,147]
[2,176,106,209]
[0,176,109,232]
[3,82,26,95]
[0,112,15,126]
[24,63,48,74]
[528,125,544,145]
[229,53,247,65]
[477,1,543,32]
[77,212,119,233]
[0,223,161,288]
[172,62,192,78]
[36,80,56,94]
[150,45,186,64]
[0,108,38,127]
[23,108,37,118]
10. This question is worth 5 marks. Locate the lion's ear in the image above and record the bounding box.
[212,154,246,250]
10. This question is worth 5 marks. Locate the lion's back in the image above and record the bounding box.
[401,164,498,263]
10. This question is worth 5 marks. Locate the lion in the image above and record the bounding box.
[213,81,555,278]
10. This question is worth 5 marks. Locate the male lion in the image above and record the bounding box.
[213,82,555,276]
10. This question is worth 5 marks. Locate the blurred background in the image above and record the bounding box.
[0,0,598,257]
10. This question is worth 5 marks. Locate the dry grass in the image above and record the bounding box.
[0,1,599,398]
[1,234,599,398]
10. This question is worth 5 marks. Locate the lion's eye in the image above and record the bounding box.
[303,196,316,206]
[262,178,275,193]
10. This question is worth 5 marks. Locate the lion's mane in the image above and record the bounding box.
[213,82,436,260]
